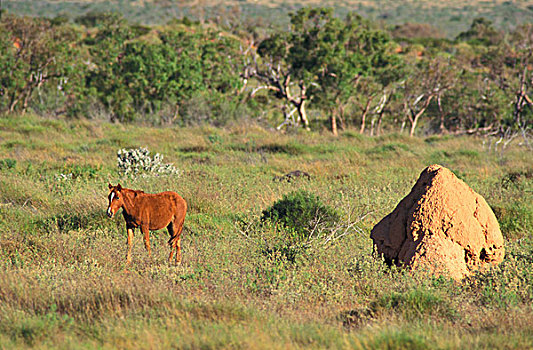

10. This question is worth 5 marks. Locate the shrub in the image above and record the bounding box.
[373,289,456,320]
[501,169,533,190]
[117,147,181,177]
[462,237,533,308]
[261,190,339,243]
[0,158,17,170]
[55,164,102,181]
[342,288,457,328]
[492,203,532,239]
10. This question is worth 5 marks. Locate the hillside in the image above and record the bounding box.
[4,0,533,37]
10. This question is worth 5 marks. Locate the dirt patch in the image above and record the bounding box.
[371,164,504,280]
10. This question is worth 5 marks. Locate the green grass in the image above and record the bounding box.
[0,114,532,349]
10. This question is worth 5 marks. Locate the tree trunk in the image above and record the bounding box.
[437,93,448,134]
[338,104,346,131]
[8,93,19,112]
[408,95,434,137]
[359,98,372,134]
[297,100,310,131]
[376,113,384,136]
[409,117,418,137]
[22,88,33,115]
[9,83,33,113]
[360,111,366,134]
[330,110,338,136]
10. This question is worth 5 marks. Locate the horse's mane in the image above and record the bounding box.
[123,188,145,196]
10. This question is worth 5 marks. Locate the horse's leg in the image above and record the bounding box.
[174,217,185,264]
[126,227,134,264]
[167,218,184,265]
[174,230,182,265]
[141,225,151,259]
[167,223,175,264]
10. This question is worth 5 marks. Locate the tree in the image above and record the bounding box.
[0,15,81,114]
[118,41,181,122]
[250,8,401,134]
[82,17,245,123]
[158,28,245,124]
[399,56,455,137]
[82,13,135,120]
[465,26,533,143]
[252,29,311,130]
[509,25,533,135]
[456,17,503,46]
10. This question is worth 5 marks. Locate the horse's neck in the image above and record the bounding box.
[121,189,140,216]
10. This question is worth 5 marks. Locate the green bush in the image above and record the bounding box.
[463,237,533,308]
[374,289,457,321]
[501,169,533,190]
[261,190,339,243]
[364,330,429,350]
[342,288,457,328]
[35,211,105,234]
[0,158,17,170]
[492,203,532,239]
[58,164,102,180]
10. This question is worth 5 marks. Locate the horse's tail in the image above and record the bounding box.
[168,214,186,247]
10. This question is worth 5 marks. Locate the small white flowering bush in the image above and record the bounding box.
[55,173,73,181]
[117,147,181,177]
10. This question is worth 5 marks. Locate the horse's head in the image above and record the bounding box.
[107,183,124,218]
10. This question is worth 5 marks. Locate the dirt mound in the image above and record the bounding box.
[371,164,505,280]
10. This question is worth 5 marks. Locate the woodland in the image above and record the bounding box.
[0,3,532,140]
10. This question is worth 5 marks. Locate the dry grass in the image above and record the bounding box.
[0,114,532,349]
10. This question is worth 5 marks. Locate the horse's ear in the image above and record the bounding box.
[117,184,122,191]
[108,183,113,190]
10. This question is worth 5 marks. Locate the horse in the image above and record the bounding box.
[106,184,187,264]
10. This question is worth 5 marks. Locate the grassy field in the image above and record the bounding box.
[0,114,532,349]
[4,0,533,38]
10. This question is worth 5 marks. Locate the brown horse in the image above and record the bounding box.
[107,184,187,264]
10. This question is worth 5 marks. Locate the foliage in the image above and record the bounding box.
[78,20,244,123]
[0,8,530,139]
[456,17,503,46]
[492,202,532,240]
[75,10,125,28]
[254,8,402,132]
[0,158,17,170]
[0,14,83,115]
[261,190,340,243]
[80,13,137,121]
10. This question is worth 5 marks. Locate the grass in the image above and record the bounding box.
[0,114,532,349]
